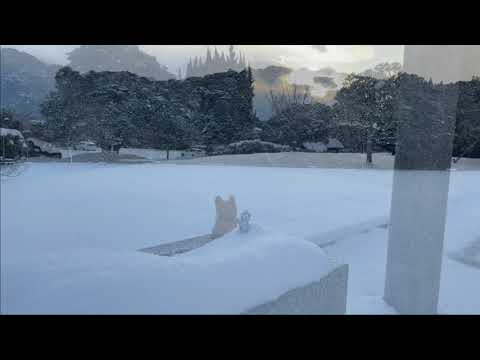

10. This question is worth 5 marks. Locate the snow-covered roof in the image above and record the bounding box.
[26,137,61,152]
[327,138,344,149]
[303,142,328,152]
[0,128,24,138]
[303,139,344,151]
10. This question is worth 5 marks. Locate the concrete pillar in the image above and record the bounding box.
[383,45,479,314]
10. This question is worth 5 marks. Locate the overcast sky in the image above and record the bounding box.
[5,45,405,74]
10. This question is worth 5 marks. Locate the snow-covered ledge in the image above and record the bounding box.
[244,264,348,315]
[3,219,349,314]
[145,225,350,315]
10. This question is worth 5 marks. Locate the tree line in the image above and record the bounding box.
[258,72,480,164]
[185,46,247,78]
[3,63,479,165]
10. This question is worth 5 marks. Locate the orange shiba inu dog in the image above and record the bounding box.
[211,195,238,239]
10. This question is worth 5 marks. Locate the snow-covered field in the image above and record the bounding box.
[58,148,188,161]
[174,152,480,171]
[1,162,479,314]
[120,148,186,160]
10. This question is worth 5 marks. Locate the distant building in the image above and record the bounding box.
[1,128,24,139]
[30,119,46,125]
[178,147,206,159]
[26,137,62,158]
[326,138,344,152]
[303,142,327,153]
[74,141,97,151]
[303,138,344,153]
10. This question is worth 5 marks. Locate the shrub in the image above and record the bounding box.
[210,140,291,155]
[1,134,27,159]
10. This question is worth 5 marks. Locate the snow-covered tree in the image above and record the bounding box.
[453,77,480,161]
[41,67,256,154]
[334,73,398,163]
[41,67,87,152]
[360,62,402,80]
[261,102,333,148]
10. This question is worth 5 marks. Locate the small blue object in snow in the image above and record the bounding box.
[239,211,251,233]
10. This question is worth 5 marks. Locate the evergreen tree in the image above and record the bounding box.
[1,110,23,131]
[204,48,211,74]
[185,46,247,78]
[41,66,256,153]
[186,59,193,78]
[240,53,246,69]
[228,45,237,66]
[335,73,399,163]
[214,47,220,68]
[221,52,227,67]
[261,103,333,147]
[193,57,199,76]
[453,77,480,160]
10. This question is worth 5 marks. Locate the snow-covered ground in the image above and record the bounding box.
[174,152,480,171]
[59,148,101,159]
[58,148,188,161]
[1,162,479,314]
[120,148,186,160]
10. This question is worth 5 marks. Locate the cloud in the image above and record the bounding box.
[311,45,328,53]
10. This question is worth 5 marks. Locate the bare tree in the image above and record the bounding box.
[268,83,312,116]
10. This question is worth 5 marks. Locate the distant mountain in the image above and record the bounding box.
[67,45,175,81]
[1,47,60,118]
[1,46,176,120]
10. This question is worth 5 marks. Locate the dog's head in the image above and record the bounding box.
[214,195,237,220]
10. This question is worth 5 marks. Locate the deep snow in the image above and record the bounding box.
[1,162,479,314]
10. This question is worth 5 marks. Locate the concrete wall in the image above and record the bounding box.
[404,45,480,84]
[244,264,348,315]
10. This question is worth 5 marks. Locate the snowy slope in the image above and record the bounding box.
[1,222,334,314]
